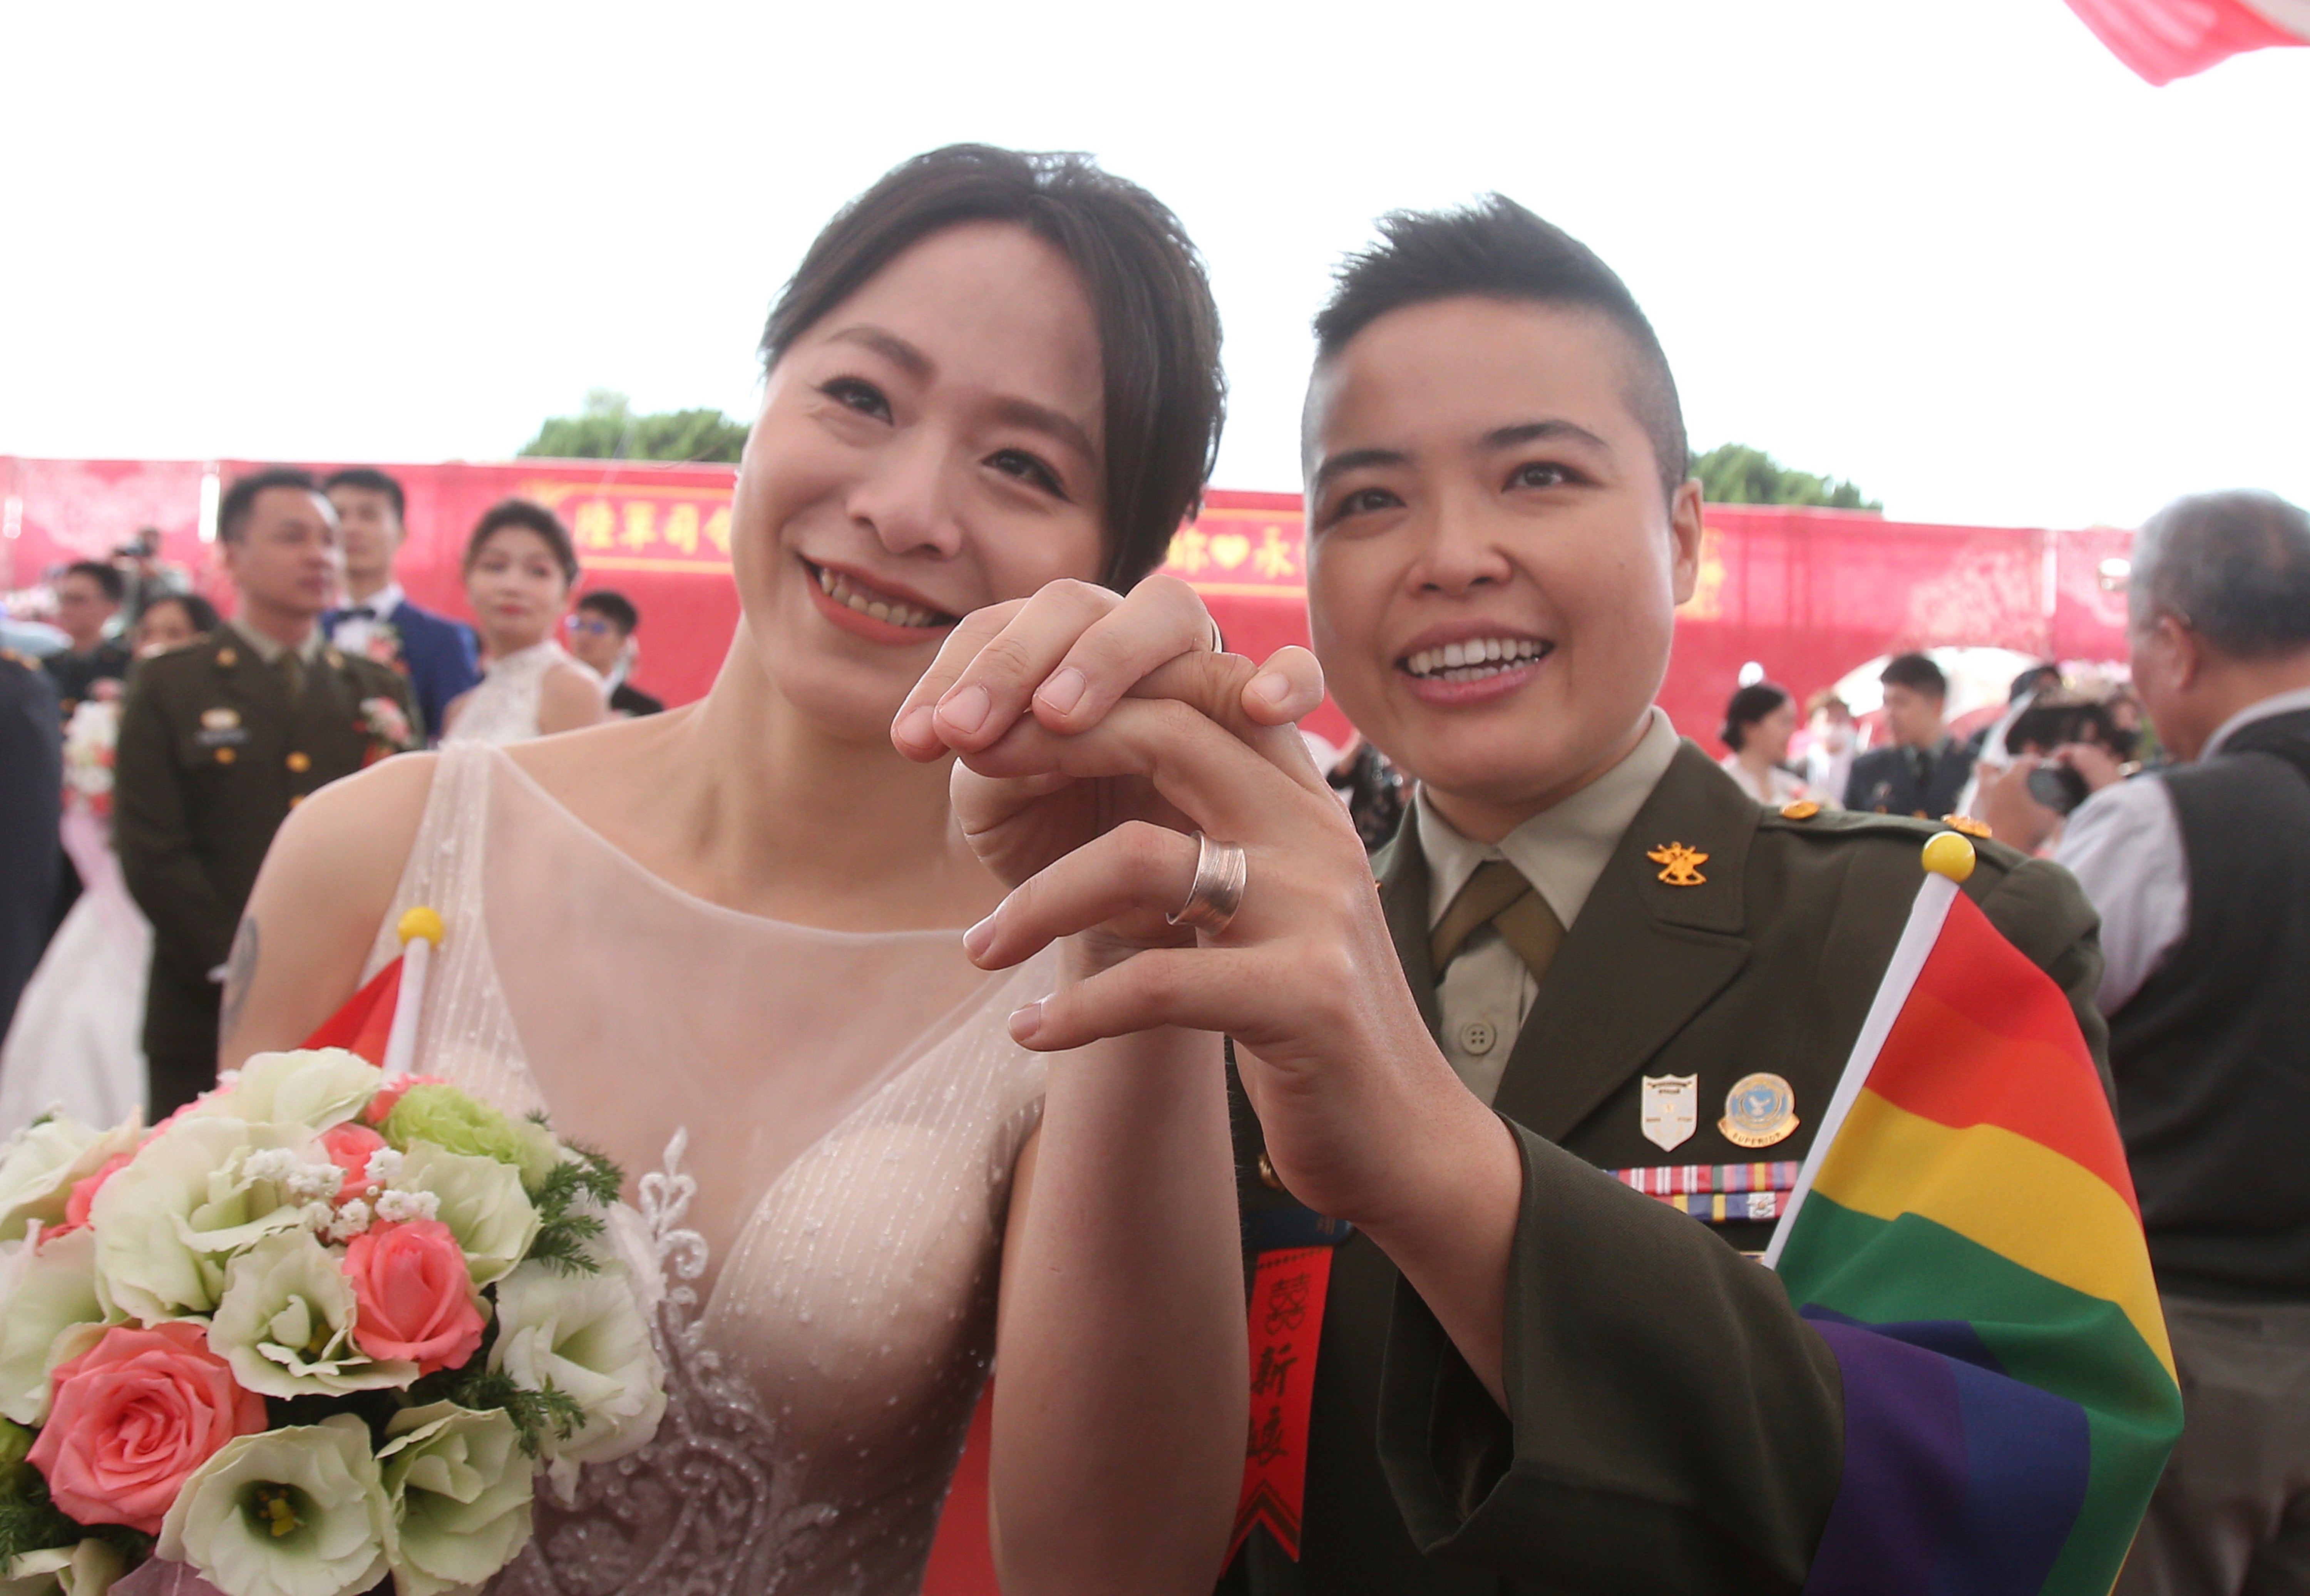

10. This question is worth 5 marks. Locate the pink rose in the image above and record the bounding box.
[28,1322,267,1534]
[344,1219,484,1374]
[319,1122,388,1202]
[361,1074,445,1127]
[48,1151,134,1238]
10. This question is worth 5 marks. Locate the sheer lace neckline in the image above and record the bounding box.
[480,745,971,945]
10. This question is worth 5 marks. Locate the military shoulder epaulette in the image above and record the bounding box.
[0,648,40,671]
[1759,802,2028,867]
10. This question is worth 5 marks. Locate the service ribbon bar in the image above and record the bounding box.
[1607,1160,1801,1197]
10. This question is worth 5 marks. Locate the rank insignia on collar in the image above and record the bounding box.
[1941,814,1991,839]
[1720,1072,1799,1149]
[1647,841,1709,887]
[1640,1074,1699,1152]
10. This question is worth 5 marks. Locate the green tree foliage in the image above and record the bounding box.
[1693,443,1881,511]
[520,389,748,464]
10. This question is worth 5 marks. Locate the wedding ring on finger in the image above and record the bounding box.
[1167,832,1249,935]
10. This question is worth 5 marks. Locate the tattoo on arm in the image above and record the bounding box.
[219,917,259,1043]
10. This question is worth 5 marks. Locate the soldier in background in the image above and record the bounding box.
[114,469,417,1115]
[43,561,132,720]
[0,652,63,1039]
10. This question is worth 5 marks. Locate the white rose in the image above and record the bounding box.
[158,1414,390,1596]
[192,1051,382,1134]
[377,1402,534,1596]
[0,1227,115,1425]
[0,1537,127,1595]
[489,1261,665,1502]
[209,1231,418,1399]
[91,1118,323,1321]
[395,1142,538,1289]
[0,1117,140,1244]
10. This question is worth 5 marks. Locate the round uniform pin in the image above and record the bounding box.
[1719,1072,1799,1148]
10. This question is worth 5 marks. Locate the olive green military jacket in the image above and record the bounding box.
[1222,742,2107,1596]
[114,629,418,1062]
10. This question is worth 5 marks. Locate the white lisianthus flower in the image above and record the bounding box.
[0,1116,140,1243]
[192,1050,382,1134]
[91,1118,324,1321]
[158,1413,390,1596]
[397,1142,538,1290]
[0,1536,127,1594]
[209,1231,419,1398]
[0,1226,116,1425]
[377,1402,534,1596]
[489,1261,666,1502]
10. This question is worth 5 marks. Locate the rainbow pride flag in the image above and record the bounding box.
[1765,842,2181,1596]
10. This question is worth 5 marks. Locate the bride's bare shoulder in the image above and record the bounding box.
[258,750,442,912]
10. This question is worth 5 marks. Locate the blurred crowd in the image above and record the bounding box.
[0,466,666,1125]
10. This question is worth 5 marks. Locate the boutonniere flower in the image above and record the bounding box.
[358,696,416,765]
[364,620,407,673]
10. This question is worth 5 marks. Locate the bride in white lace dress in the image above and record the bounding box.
[224,147,1268,1594]
[442,499,610,746]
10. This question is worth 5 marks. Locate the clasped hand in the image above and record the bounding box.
[890,576,1485,1236]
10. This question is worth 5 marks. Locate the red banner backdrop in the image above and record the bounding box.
[2,456,2132,752]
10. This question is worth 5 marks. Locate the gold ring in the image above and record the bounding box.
[1167,832,1247,935]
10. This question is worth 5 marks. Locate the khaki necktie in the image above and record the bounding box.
[277,647,306,702]
[1429,858,1565,985]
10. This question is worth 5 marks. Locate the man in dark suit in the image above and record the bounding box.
[43,560,133,720]
[321,466,479,740]
[1843,651,1975,816]
[0,651,63,1038]
[116,469,419,1115]
[568,589,665,717]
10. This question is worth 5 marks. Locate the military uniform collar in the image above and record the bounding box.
[1411,707,1680,933]
[226,618,326,668]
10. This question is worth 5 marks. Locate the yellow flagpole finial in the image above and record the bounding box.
[1921,831,1977,883]
[397,906,445,947]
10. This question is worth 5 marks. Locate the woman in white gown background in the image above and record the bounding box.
[0,594,218,1134]
[442,499,610,746]
[226,146,1279,1594]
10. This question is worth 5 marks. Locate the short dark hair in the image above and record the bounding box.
[1310,196,1688,507]
[1879,652,1947,700]
[60,560,125,605]
[465,499,579,586]
[2131,490,2310,659]
[2009,663,2062,703]
[139,592,221,638]
[322,467,407,524]
[576,589,639,635]
[219,468,326,545]
[1720,681,1791,751]
[760,144,1224,591]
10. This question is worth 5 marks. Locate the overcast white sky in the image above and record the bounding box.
[4,1,2302,530]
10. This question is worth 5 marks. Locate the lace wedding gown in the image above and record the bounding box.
[448,642,599,746]
[362,744,1051,1594]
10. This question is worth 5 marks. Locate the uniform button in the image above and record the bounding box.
[1257,1151,1286,1191]
[286,752,311,773]
[214,747,236,765]
[1459,1019,1498,1055]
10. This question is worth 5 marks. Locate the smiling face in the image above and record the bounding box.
[465,526,572,655]
[732,221,1107,735]
[1303,297,1702,837]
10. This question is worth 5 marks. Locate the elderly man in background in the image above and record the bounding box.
[2025,490,2310,1596]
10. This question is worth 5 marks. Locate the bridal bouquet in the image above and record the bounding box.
[0,1051,666,1596]
[61,700,120,822]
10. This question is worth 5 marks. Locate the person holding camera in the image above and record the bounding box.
[2005,490,2310,1596]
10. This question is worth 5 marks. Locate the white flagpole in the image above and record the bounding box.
[380,906,444,1082]
[1763,836,1972,1270]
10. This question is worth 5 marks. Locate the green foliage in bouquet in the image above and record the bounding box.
[521,1133,623,1279]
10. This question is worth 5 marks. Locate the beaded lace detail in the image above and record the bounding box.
[447,641,595,746]
[365,744,1049,1594]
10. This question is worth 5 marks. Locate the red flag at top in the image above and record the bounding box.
[300,957,405,1066]
[2064,0,2307,84]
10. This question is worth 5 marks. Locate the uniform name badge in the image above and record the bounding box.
[1640,1073,1699,1152]
[1230,1206,1350,1564]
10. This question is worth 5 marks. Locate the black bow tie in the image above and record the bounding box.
[343,606,377,622]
